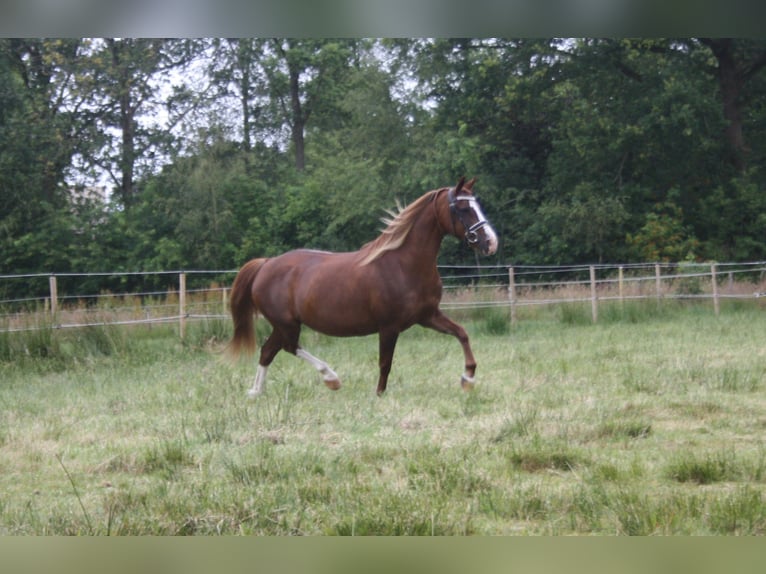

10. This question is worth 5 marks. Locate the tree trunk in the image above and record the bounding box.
[241,75,252,152]
[713,40,745,170]
[109,39,136,207]
[702,39,748,171]
[119,89,135,206]
[238,41,253,152]
[289,67,306,171]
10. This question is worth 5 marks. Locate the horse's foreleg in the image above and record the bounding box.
[376,330,399,396]
[296,347,341,390]
[420,311,477,390]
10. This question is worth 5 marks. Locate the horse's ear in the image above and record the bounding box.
[455,176,466,193]
[464,178,476,191]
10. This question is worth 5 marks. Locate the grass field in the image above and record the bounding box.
[1,300,765,535]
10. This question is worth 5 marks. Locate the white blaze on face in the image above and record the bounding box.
[461,196,499,256]
[474,200,499,255]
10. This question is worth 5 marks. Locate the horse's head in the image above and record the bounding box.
[444,177,499,256]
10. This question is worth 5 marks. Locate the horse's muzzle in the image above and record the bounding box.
[467,221,498,256]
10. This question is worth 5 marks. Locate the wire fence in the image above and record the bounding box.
[441,261,766,324]
[1,261,765,335]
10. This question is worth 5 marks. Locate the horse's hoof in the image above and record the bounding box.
[247,388,262,399]
[460,376,476,391]
[324,378,341,391]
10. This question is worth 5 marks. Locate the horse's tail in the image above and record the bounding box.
[227,258,268,360]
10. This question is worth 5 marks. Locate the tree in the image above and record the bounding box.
[81,38,201,208]
[698,38,766,171]
[296,62,412,250]
[626,198,700,262]
[207,38,268,152]
[404,38,766,263]
[129,132,293,278]
[0,39,86,278]
[2,39,86,205]
[534,39,727,262]
[5,36,766,289]
[264,39,359,171]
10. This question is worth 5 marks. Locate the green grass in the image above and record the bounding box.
[1,302,766,534]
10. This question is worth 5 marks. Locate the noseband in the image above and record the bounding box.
[447,186,489,245]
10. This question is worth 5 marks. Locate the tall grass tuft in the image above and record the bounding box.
[0,329,13,362]
[184,318,231,350]
[593,418,652,441]
[492,407,540,442]
[665,451,738,484]
[140,440,196,480]
[72,325,123,357]
[23,322,60,359]
[507,441,587,473]
[476,308,510,335]
[558,303,591,325]
[708,486,766,534]
[600,300,666,324]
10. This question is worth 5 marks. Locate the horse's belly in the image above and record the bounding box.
[299,300,379,337]
[305,320,378,338]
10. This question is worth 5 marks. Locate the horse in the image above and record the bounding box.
[227,176,499,397]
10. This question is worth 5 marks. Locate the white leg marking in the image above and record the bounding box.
[248,365,268,398]
[296,347,341,389]
[296,348,338,382]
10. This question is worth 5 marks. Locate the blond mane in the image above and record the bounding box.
[358,190,439,266]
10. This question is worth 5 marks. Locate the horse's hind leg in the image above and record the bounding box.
[247,330,284,398]
[277,321,340,390]
[249,365,269,398]
[296,347,341,390]
[247,323,340,395]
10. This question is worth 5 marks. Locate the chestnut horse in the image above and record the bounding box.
[228,177,498,396]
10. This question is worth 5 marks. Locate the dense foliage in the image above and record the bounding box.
[2,38,766,297]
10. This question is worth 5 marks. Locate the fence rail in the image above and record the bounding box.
[440,261,766,324]
[1,262,764,336]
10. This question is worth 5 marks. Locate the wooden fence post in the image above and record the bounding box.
[655,263,662,308]
[589,265,598,323]
[711,263,720,316]
[179,272,187,339]
[508,266,517,325]
[49,274,58,319]
[222,287,228,317]
[618,265,624,306]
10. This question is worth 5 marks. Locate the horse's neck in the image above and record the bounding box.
[399,205,445,270]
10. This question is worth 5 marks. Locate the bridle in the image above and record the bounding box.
[446,186,489,246]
